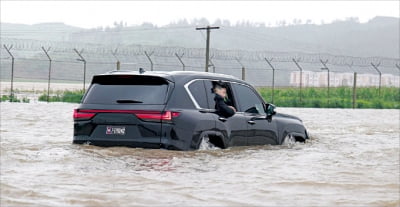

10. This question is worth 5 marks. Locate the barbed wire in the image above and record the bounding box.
[1,49,398,71]
[2,37,398,66]
[1,38,399,88]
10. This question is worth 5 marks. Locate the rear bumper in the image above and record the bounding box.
[73,136,192,150]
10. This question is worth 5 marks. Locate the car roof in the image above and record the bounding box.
[99,70,245,84]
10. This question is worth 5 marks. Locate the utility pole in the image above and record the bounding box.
[320,59,330,106]
[74,48,87,93]
[41,47,52,103]
[264,58,276,104]
[196,26,219,72]
[175,53,185,71]
[371,62,382,96]
[3,45,15,101]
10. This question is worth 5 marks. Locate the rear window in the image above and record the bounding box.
[83,75,169,105]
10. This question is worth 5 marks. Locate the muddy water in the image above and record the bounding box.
[1,103,399,206]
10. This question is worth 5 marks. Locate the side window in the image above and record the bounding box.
[232,83,265,114]
[188,80,208,108]
[204,80,236,109]
[204,80,216,109]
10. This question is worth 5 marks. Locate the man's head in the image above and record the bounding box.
[213,82,227,98]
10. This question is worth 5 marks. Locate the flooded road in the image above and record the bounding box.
[1,102,399,206]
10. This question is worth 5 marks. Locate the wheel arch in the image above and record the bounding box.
[196,130,226,149]
[280,125,308,144]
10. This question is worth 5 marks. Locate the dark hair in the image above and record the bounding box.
[213,81,227,89]
[212,81,227,93]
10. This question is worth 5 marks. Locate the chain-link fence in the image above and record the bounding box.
[1,38,399,106]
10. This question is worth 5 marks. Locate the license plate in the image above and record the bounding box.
[106,126,126,135]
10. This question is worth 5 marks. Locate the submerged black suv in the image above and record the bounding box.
[73,70,308,150]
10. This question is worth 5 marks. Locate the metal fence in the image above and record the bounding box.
[1,38,399,106]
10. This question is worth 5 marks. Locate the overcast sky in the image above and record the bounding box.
[1,1,399,28]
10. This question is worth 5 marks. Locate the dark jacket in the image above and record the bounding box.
[214,94,235,118]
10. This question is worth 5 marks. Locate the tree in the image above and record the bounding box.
[222,19,231,27]
[141,22,154,28]
[345,17,360,23]
[177,19,189,26]
[198,18,209,26]
[213,19,222,26]
[276,20,287,27]
[292,18,302,25]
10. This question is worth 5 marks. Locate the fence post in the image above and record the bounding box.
[371,62,382,96]
[264,58,275,104]
[73,48,87,93]
[208,58,216,73]
[175,53,185,71]
[242,66,246,81]
[111,48,120,70]
[396,64,400,88]
[208,55,216,73]
[235,58,245,80]
[144,51,154,71]
[292,58,303,105]
[41,47,52,103]
[353,72,357,109]
[3,45,15,101]
[320,59,330,106]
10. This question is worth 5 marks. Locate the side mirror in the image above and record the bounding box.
[265,104,276,117]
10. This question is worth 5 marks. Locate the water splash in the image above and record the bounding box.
[198,136,221,151]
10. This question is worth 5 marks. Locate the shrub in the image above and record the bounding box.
[39,90,84,103]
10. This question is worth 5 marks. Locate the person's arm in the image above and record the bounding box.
[215,95,235,117]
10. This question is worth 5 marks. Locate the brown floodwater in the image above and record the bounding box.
[1,102,399,206]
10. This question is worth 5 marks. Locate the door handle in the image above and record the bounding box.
[218,117,227,122]
[247,120,256,125]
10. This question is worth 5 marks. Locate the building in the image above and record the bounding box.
[290,71,400,87]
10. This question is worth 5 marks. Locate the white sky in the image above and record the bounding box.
[1,1,399,28]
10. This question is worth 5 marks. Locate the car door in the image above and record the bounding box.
[204,80,248,147]
[232,83,279,145]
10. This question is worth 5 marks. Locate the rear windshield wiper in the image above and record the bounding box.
[116,99,143,103]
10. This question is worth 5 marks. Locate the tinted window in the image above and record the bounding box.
[83,75,169,104]
[204,80,216,109]
[188,80,208,108]
[233,84,265,114]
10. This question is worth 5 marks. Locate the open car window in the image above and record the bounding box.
[204,80,236,109]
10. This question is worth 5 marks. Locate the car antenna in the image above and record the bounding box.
[139,68,145,74]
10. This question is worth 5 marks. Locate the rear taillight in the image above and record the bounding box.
[136,111,180,122]
[73,109,96,120]
[73,109,180,122]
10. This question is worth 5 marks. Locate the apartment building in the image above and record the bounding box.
[290,71,399,87]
